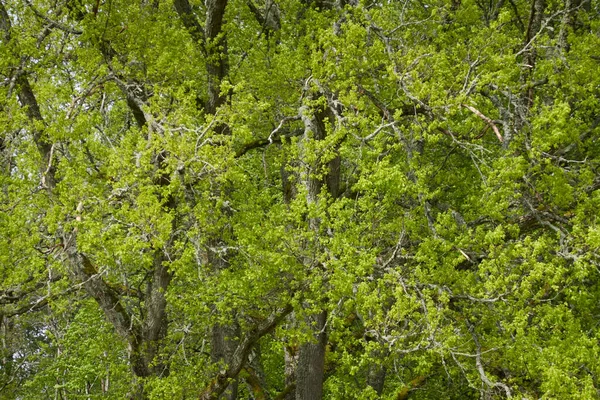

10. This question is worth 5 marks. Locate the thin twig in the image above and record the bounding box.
[268,115,300,143]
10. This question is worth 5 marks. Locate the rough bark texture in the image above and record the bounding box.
[366,363,386,396]
[523,0,546,107]
[283,344,298,400]
[204,0,229,114]
[141,253,172,377]
[295,311,327,400]
[558,0,582,51]
[211,322,240,400]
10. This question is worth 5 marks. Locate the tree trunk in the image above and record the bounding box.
[283,343,298,400]
[294,95,339,399]
[212,322,241,400]
[295,311,327,400]
[367,363,386,396]
[141,253,172,377]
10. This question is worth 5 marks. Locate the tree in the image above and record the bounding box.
[1,0,600,399]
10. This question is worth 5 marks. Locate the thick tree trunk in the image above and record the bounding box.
[205,186,239,397]
[174,0,229,115]
[175,3,241,397]
[283,343,298,400]
[558,0,582,52]
[212,322,241,400]
[295,311,327,400]
[366,363,386,396]
[141,254,172,377]
[205,0,229,115]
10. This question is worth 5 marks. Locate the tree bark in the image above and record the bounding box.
[283,343,298,400]
[295,311,327,400]
[523,0,546,107]
[140,252,172,377]
[174,5,249,398]
[205,0,229,114]
[211,322,240,400]
[366,362,386,396]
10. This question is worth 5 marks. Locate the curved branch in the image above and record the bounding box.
[462,104,503,143]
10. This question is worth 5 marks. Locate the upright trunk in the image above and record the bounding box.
[174,0,229,116]
[295,311,328,400]
[281,158,298,400]
[205,0,230,115]
[207,188,239,399]
[140,253,172,377]
[211,321,240,399]
[366,361,386,396]
[294,97,340,399]
[558,0,582,52]
[173,4,239,398]
[283,343,298,400]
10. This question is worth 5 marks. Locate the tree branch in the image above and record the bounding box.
[357,84,428,121]
[234,117,301,158]
[468,322,513,398]
[1,1,55,188]
[24,0,82,35]
[200,304,293,400]
[462,104,503,142]
[0,273,62,306]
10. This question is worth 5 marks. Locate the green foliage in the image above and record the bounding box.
[1,0,600,398]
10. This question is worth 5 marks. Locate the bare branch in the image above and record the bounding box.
[268,116,300,143]
[462,104,503,142]
[468,322,513,398]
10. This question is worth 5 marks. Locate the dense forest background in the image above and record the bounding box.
[1,0,599,398]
